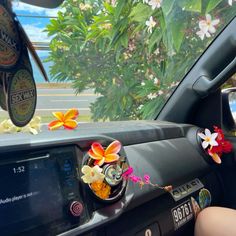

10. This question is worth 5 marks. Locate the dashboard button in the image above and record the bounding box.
[69,201,83,217]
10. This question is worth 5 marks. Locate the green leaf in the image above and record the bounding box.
[130,3,151,22]
[114,0,126,20]
[162,0,175,16]
[120,33,128,48]
[178,0,202,13]
[171,21,186,52]
[148,30,162,54]
[206,0,222,13]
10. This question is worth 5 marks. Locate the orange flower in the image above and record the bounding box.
[48,108,79,130]
[88,140,121,166]
[91,181,111,200]
[90,181,104,192]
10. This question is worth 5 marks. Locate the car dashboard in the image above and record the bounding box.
[0,121,223,236]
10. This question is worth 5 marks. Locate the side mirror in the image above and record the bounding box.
[222,88,236,131]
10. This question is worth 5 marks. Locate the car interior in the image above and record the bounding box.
[0,0,236,235]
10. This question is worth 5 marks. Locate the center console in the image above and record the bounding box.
[0,146,88,236]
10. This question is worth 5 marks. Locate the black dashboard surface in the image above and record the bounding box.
[0,120,193,150]
[0,121,220,236]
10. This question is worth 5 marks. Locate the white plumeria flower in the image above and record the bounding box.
[147,93,158,100]
[149,74,154,80]
[228,0,236,6]
[138,105,144,110]
[24,117,41,134]
[148,0,162,9]
[145,16,156,33]
[141,81,146,86]
[198,128,218,149]
[154,48,160,55]
[200,14,220,33]
[197,14,219,40]
[153,78,159,85]
[22,116,42,135]
[81,165,105,184]
[0,119,19,134]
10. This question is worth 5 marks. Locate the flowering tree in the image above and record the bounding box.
[46,0,236,121]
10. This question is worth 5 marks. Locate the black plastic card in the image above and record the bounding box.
[7,67,37,127]
[0,3,21,69]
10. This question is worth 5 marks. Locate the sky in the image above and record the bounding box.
[12,1,60,42]
[12,1,63,82]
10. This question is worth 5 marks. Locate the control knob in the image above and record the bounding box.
[69,201,83,217]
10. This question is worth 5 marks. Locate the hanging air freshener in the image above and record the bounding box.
[0,1,42,127]
[0,3,21,68]
[7,67,37,127]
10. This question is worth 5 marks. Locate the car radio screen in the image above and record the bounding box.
[0,155,63,234]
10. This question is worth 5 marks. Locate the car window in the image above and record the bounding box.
[0,0,235,127]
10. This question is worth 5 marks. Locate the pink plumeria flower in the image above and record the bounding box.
[228,0,236,6]
[145,16,156,33]
[148,0,162,9]
[198,128,218,149]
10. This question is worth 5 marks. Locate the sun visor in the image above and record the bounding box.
[20,0,64,8]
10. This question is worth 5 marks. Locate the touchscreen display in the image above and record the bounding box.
[0,155,63,234]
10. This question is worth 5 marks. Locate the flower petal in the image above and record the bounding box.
[81,175,93,184]
[199,21,208,31]
[210,140,218,147]
[52,112,64,121]
[91,142,104,157]
[105,140,121,155]
[196,30,205,40]
[48,120,64,130]
[205,129,211,137]
[64,108,79,120]
[212,19,219,26]
[93,165,103,174]
[105,154,120,163]
[198,133,206,140]
[94,157,105,166]
[208,26,216,34]
[202,141,209,149]
[211,132,218,139]
[88,149,102,160]
[209,152,221,164]
[206,14,211,22]
[81,165,92,174]
[63,119,78,129]
[206,31,211,38]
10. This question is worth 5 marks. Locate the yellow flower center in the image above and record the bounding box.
[205,136,211,142]
[206,20,211,26]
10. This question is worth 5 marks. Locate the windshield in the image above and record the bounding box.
[1,0,236,128]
